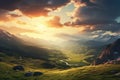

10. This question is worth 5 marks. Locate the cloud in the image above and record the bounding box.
[83,23,120,32]
[46,16,63,27]
[72,0,120,25]
[0,9,22,21]
[0,26,36,34]
[19,0,70,17]
[56,33,80,40]
[91,30,120,42]
[92,24,120,32]
[0,0,21,19]
[0,0,70,17]
[0,0,20,10]
[0,10,10,21]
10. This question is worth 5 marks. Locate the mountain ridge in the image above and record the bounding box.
[0,29,61,60]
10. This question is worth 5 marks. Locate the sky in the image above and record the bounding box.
[0,0,120,48]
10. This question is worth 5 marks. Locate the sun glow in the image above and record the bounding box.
[0,14,86,44]
[34,23,48,32]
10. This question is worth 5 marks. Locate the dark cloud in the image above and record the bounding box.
[84,23,120,32]
[0,0,70,17]
[20,0,70,16]
[0,0,21,20]
[9,13,22,17]
[72,0,120,25]
[93,24,120,32]
[0,0,21,10]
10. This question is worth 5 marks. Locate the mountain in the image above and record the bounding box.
[0,29,64,60]
[93,38,120,65]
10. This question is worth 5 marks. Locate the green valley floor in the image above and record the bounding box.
[0,62,120,80]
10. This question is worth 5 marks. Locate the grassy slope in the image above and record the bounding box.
[0,62,120,80]
[40,64,120,80]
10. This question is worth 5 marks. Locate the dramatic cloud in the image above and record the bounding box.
[0,0,70,17]
[0,9,22,21]
[72,0,120,25]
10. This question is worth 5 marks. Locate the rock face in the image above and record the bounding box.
[94,39,120,65]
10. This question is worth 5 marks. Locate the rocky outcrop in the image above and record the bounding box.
[93,39,120,65]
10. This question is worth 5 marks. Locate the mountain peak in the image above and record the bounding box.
[0,29,14,40]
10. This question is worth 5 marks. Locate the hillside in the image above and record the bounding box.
[0,29,66,60]
[0,29,49,59]
[42,64,120,80]
[0,62,120,80]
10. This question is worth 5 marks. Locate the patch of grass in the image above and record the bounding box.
[0,62,120,80]
[40,64,120,80]
[67,53,86,63]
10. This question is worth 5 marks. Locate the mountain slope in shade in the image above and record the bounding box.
[94,38,120,65]
[0,29,62,60]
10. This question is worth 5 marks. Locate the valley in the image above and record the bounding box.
[0,0,120,80]
[0,30,120,80]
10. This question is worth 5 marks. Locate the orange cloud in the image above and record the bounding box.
[0,26,36,34]
[46,16,63,28]
[0,0,70,17]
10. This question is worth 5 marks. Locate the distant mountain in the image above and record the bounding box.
[82,35,119,48]
[0,29,64,60]
[93,38,120,65]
